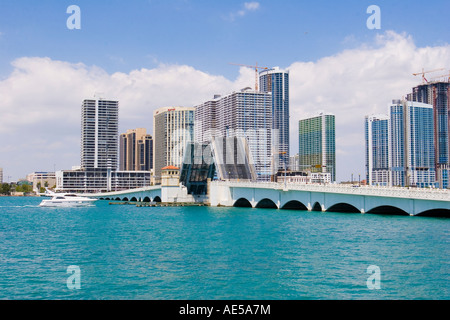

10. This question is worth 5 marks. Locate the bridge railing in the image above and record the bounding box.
[86,185,161,197]
[211,181,450,202]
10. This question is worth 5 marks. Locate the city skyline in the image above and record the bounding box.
[0,1,449,182]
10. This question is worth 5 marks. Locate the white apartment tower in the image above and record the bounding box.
[195,88,273,181]
[81,99,119,170]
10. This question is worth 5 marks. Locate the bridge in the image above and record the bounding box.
[90,186,162,203]
[208,181,450,217]
[86,182,450,217]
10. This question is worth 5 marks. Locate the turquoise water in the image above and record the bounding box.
[0,196,448,300]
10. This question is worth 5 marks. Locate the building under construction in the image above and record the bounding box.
[408,78,450,189]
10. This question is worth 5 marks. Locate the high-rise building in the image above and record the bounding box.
[389,100,436,188]
[365,114,390,186]
[289,154,300,172]
[119,128,153,171]
[194,98,218,144]
[153,106,195,181]
[195,88,273,181]
[57,98,150,193]
[81,99,119,170]
[298,112,336,182]
[408,81,450,188]
[259,67,290,170]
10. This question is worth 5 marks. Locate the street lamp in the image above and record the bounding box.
[279,152,287,189]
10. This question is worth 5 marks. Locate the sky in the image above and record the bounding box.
[0,0,449,182]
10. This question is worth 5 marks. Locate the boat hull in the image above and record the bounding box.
[39,200,97,207]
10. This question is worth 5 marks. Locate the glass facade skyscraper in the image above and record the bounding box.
[389,100,436,188]
[409,81,450,188]
[259,68,289,171]
[365,114,390,186]
[298,113,336,182]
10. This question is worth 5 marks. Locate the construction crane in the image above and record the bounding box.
[429,72,450,83]
[229,62,270,91]
[413,68,445,84]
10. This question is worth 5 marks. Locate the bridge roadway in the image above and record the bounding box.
[87,182,450,216]
[209,181,450,216]
[89,186,162,203]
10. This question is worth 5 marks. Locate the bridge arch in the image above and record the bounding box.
[282,200,308,211]
[233,198,253,208]
[417,209,450,218]
[115,197,121,201]
[154,196,162,203]
[367,205,409,216]
[122,197,129,202]
[143,197,151,203]
[327,203,360,213]
[130,197,138,202]
[255,198,278,209]
[312,202,323,212]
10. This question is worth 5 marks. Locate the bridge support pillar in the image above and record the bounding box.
[307,203,312,212]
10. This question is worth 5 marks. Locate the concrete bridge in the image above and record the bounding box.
[85,182,450,217]
[89,186,162,203]
[209,181,450,217]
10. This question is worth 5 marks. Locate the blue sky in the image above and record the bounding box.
[1,0,448,78]
[0,1,449,181]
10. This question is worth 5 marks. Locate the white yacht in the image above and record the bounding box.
[39,189,97,207]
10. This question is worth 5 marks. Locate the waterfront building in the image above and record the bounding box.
[27,172,56,193]
[298,112,336,182]
[408,81,450,188]
[365,114,390,186]
[58,98,151,192]
[259,67,290,171]
[195,88,273,181]
[153,106,195,182]
[55,169,151,193]
[389,100,436,188]
[81,99,119,170]
[119,128,153,172]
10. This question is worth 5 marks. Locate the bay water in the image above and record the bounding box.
[0,196,448,300]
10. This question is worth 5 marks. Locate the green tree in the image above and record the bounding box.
[1,183,11,195]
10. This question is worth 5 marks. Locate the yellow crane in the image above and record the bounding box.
[413,68,445,84]
[229,62,270,91]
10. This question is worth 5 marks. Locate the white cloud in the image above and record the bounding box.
[286,30,450,181]
[0,57,254,179]
[0,31,449,181]
[227,1,261,21]
[244,2,260,11]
